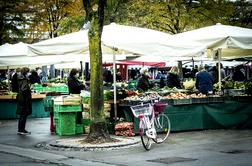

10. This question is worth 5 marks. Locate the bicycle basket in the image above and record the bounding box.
[130,103,152,118]
[153,102,167,113]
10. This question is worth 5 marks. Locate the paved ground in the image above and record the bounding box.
[0,118,252,166]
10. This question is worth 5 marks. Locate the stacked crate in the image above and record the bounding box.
[53,95,82,136]
[82,96,90,134]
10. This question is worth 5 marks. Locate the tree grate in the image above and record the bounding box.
[148,157,197,164]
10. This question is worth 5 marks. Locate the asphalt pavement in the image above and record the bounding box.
[0,118,252,166]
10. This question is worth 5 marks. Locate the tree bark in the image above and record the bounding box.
[84,0,112,143]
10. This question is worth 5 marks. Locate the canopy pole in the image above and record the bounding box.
[192,57,194,69]
[178,61,183,80]
[125,65,128,81]
[113,47,117,120]
[218,48,222,92]
[80,61,83,79]
[7,66,11,92]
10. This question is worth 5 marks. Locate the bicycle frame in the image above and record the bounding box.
[139,106,157,139]
[131,100,170,150]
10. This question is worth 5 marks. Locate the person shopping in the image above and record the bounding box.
[16,67,32,135]
[196,65,214,94]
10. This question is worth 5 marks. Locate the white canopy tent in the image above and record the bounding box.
[169,23,252,90]
[102,23,206,60]
[168,23,252,59]
[28,23,206,61]
[0,41,128,69]
[0,42,28,58]
[0,53,127,69]
[28,23,173,57]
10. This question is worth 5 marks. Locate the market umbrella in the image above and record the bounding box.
[0,42,28,58]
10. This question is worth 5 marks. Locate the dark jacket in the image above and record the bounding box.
[11,73,19,92]
[137,74,151,91]
[16,75,32,116]
[232,70,245,82]
[103,70,113,83]
[196,71,213,94]
[166,72,181,88]
[29,71,41,84]
[67,76,85,94]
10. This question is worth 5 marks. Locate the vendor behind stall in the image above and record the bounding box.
[11,68,21,92]
[67,68,85,94]
[196,65,213,94]
[67,68,85,124]
[137,68,152,92]
[166,66,181,89]
[29,70,41,84]
[232,66,245,82]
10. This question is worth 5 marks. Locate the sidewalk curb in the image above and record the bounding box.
[0,144,113,166]
[0,144,67,163]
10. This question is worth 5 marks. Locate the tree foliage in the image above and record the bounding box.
[1,0,251,44]
[229,0,252,28]
[25,0,84,42]
[0,0,28,44]
[111,0,236,34]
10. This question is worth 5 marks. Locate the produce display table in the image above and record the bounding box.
[0,94,48,119]
[119,97,252,133]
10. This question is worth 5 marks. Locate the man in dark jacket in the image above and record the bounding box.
[196,65,214,94]
[29,70,41,84]
[16,67,32,135]
[232,66,245,82]
[11,68,21,92]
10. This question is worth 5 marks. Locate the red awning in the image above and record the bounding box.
[117,60,165,67]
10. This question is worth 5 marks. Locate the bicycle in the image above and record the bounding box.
[130,101,171,150]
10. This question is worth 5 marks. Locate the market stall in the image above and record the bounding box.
[119,91,252,133]
[0,93,47,119]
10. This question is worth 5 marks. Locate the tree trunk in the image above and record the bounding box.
[85,0,112,143]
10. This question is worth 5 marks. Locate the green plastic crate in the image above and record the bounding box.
[76,124,84,134]
[57,86,69,93]
[82,97,90,104]
[54,111,59,119]
[54,104,82,113]
[173,98,192,105]
[56,112,76,136]
[44,96,54,112]
[54,118,58,126]
[191,98,209,104]
[46,87,56,92]
[82,119,91,126]
[128,80,137,90]
[33,84,44,93]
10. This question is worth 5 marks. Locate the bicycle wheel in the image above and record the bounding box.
[139,118,152,150]
[153,113,170,144]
